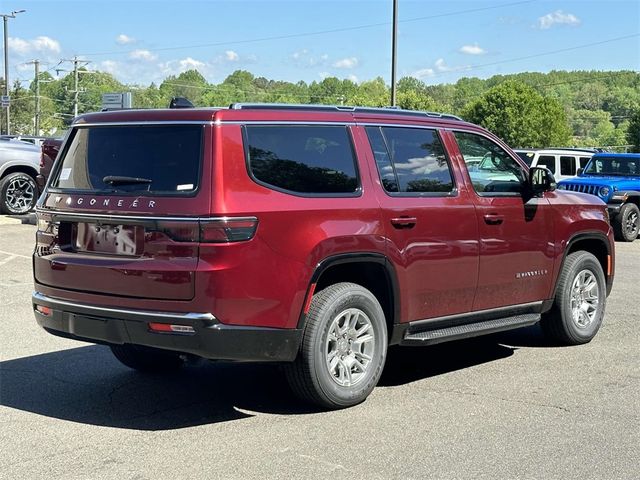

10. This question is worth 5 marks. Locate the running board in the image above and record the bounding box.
[401,313,540,346]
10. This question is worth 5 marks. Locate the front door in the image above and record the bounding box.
[448,130,555,311]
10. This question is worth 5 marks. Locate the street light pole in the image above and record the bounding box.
[390,0,398,106]
[1,10,26,135]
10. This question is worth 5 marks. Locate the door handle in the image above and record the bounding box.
[391,216,417,229]
[483,213,504,225]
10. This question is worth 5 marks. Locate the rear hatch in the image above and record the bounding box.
[34,123,210,300]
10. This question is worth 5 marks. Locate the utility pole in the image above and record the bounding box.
[1,9,26,135]
[27,59,40,135]
[390,0,398,107]
[60,56,91,118]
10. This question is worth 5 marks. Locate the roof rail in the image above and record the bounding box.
[228,103,463,121]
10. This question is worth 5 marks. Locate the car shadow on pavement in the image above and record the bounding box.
[0,328,545,430]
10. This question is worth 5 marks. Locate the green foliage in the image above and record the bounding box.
[5,66,638,151]
[464,80,570,148]
[628,110,640,153]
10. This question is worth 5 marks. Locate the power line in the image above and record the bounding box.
[422,33,640,80]
[76,0,537,57]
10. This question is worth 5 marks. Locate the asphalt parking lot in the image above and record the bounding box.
[1,219,638,480]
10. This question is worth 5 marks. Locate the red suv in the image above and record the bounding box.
[33,104,615,408]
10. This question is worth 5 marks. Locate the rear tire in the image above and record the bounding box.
[110,344,185,372]
[0,172,38,215]
[541,251,606,345]
[613,202,639,242]
[285,282,387,409]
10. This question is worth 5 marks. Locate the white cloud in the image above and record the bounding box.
[290,49,329,68]
[434,58,464,72]
[412,68,435,80]
[225,50,239,61]
[332,57,359,69]
[116,34,136,45]
[412,58,470,80]
[158,57,211,79]
[129,49,158,62]
[8,36,61,55]
[537,10,581,29]
[459,43,486,55]
[318,71,330,79]
[99,60,120,75]
[179,57,205,70]
[347,74,358,83]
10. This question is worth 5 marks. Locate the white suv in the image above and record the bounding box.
[514,149,595,182]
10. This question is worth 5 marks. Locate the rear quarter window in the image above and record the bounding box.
[244,125,359,196]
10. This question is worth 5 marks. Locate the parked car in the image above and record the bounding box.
[39,137,63,183]
[558,153,640,242]
[0,137,41,214]
[32,104,615,409]
[514,148,595,182]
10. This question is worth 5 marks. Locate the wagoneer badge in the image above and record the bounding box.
[516,269,549,279]
[55,196,156,208]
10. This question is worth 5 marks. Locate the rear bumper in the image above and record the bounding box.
[32,292,301,362]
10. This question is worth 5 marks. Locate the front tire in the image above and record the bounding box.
[110,344,185,372]
[286,282,388,409]
[0,172,38,215]
[613,202,639,242]
[541,251,606,345]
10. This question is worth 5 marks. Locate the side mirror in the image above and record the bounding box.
[577,167,584,176]
[529,166,556,195]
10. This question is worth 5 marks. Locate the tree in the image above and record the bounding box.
[396,90,437,111]
[627,109,640,152]
[464,80,570,148]
[350,77,389,107]
[159,70,208,106]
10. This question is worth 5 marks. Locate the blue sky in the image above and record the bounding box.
[1,0,639,87]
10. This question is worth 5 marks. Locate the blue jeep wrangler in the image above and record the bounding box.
[558,153,640,242]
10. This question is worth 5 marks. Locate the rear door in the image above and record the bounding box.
[448,130,554,311]
[34,123,211,300]
[360,125,479,321]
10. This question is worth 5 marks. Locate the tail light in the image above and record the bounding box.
[155,217,258,243]
[35,212,60,256]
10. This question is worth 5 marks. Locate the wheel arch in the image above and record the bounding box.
[297,253,400,342]
[1,165,39,180]
[560,231,613,298]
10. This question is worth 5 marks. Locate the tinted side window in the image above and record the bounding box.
[454,131,525,195]
[372,127,454,194]
[365,127,399,192]
[516,151,534,165]
[536,155,556,174]
[245,125,358,195]
[560,156,576,176]
[579,156,591,168]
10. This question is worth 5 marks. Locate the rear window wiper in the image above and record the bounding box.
[103,175,153,186]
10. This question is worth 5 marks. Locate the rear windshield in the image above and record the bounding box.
[51,125,203,194]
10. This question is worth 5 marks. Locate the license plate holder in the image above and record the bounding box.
[75,223,142,255]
